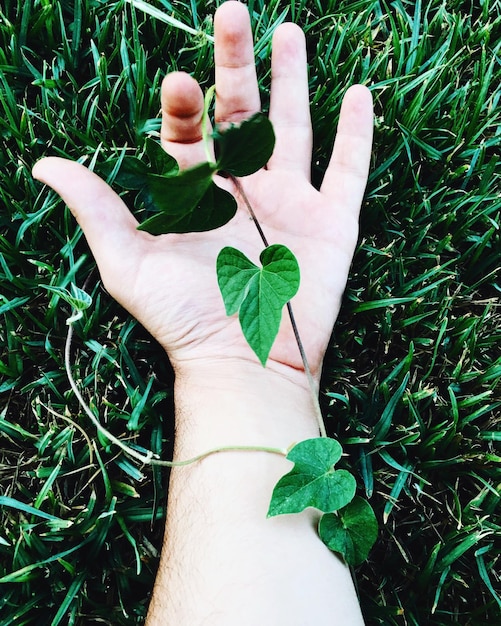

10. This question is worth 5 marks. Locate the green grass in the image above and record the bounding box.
[1,0,500,623]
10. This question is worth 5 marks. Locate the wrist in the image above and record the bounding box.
[173,354,316,393]
[171,357,321,458]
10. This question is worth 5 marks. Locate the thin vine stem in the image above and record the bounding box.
[202,85,216,164]
[286,301,327,438]
[230,174,327,438]
[64,321,287,467]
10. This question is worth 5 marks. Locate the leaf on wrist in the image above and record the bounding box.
[267,438,357,517]
[318,496,378,566]
[217,244,300,366]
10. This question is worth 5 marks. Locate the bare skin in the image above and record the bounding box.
[33,2,373,624]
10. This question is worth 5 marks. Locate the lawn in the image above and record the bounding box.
[1,0,500,624]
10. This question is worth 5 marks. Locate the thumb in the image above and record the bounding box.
[32,156,144,293]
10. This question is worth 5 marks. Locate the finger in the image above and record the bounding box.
[214,1,260,125]
[160,72,209,169]
[267,23,312,178]
[32,157,144,296]
[320,85,373,219]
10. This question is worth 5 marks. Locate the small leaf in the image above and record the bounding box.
[318,496,379,566]
[267,438,357,517]
[65,284,93,311]
[217,244,300,365]
[215,112,275,176]
[287,437,343,469]
[42,284,92,323]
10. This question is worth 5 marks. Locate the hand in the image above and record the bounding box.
[32,1,373,383]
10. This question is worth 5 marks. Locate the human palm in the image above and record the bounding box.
[33,1,373,380]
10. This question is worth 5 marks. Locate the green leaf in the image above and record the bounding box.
[214,112,275,176]
[216,248,259,315]
[145,162,216,215]
[217,244,300,365]
[104,155,149,190]
[267,438,357,517]
[101,140,177,191]
[125,115,276,234]
[42,284,92,323]
[318,496,379,566]
[138,178,237,234]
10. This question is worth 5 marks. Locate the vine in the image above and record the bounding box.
[55,96,378,566]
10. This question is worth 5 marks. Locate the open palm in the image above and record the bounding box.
[33,1,373,381]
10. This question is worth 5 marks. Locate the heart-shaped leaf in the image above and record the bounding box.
[267,438,357,517]
[214,112,275,176]
[217,244,300,365]
[318,496,378,565]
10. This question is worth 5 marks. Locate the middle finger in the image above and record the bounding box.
[214,2,261,125]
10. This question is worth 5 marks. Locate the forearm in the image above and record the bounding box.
[146,360,364,625]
